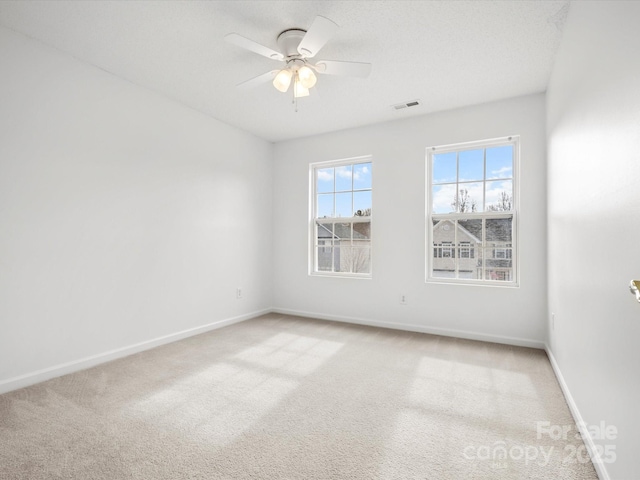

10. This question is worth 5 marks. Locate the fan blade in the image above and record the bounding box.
[297,16,339,58]
[237,70,279,90]
[314,60,372,78]
[225,33,284,61]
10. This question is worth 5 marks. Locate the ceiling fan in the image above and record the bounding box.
[225,16,372,102]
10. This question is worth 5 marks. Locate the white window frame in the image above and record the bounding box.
[426,136,519,287]
[309,155,373,278]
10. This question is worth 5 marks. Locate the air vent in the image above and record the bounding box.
[392,99,421,110]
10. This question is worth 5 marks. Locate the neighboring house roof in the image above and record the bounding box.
[433,218,512,244]
[317,222,370,241]
[464,218,512,244]
[433,219,481,243]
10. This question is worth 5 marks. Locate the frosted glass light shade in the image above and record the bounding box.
[294,80,309,98]
[298,66,317,89]
[273,69,293,93]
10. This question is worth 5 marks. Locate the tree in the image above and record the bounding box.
[354,208,371,216]
[452,189,477,213]
[342,247,370,274]
[487,191,512,211]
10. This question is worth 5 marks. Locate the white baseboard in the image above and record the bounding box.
[272,307,546,349]
[545,345,610,480]
[0,308,270,395]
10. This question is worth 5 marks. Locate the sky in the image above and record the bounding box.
[316,162,372,218]
[313,145,512,219]
[432,145,513,214]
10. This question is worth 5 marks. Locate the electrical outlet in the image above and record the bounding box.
[237,288,243,299]
[400,294,407,305]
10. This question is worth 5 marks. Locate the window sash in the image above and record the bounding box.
[429,213,516,283]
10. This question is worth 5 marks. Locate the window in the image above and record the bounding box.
[427,137,518,285]
[460,241,472,259]
[311,157,372,277]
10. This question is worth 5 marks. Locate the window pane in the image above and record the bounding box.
[486,217,513,242]
[352,220,371,240]
[475,248,484,279]
[315,221,334,245]
[335,192,352,217]
[353,191,372,216]
[433,152,457,184]
[316,246,333,272]
[484,265,513,282]
[432,184,457,214]
[459,149,484,182]
[485,246,512,262]
[432,218,456,276]
[335,165,352,192]
[456,242,480,279]
[353,247,371,273]
[486,145,513,179]
[340,247,371,273]
[458,244,475,260]
[317,194,334,218]
[485,180,513,211]
[333,222,352,242]
[457,268,476,280]
[455,183,483,212]
[353,163,372,190]
[333,247,346,272]
[317,167,334,193]
[458,218,482,243]
[432,255,456,278]
[433,219,455,244]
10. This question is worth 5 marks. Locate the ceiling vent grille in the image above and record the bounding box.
[392,99,421,110]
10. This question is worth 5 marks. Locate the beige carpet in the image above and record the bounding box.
[1,313,597,479]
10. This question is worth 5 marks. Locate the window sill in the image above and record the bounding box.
[310,272,372,280]
[426,278,519,288]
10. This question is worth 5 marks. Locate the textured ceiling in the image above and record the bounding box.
[0,0,569,142]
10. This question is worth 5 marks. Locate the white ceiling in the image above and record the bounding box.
[0,0,569,143]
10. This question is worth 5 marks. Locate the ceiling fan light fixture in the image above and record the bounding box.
[273,69,293,93]
[293,79,310,98]
[297,65,317,89]
[226,15,372,108]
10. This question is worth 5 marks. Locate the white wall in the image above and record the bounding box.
[546,2,640,479]
[0,27,273,390]
[273,94,547,346]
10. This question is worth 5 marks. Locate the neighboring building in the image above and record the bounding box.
[316,221,371,274]
[432,219,513,281]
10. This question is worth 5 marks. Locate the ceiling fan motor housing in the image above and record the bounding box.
[277,29,307,58]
